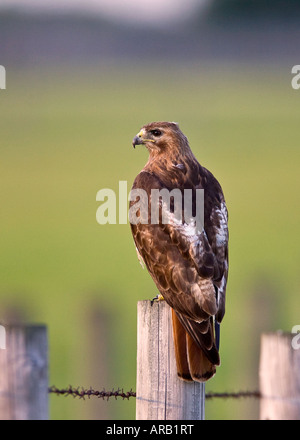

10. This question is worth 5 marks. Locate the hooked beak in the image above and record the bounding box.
[132,135,143,148]
[132,128,155,149]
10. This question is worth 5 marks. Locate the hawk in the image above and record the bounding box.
[130,122,228,382]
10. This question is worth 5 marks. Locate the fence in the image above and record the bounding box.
[0,301,299,420]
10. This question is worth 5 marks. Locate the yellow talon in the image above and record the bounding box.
[151,293,165,305]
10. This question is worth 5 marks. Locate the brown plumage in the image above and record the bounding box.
[130,122,228,382]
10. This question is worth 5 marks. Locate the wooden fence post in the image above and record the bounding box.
[136,300,205,420]
[259,331,300,420]
[0,325,48,420]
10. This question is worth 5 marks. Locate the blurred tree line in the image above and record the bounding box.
[205,0,300,22]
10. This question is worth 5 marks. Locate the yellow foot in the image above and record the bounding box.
[151,294,164,305]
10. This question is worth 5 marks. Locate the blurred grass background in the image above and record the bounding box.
[1,64,299,419]
[1,0,300,420]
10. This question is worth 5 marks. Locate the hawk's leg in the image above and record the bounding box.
[150,293,165,305]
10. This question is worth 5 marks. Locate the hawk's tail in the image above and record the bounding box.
[171,309,220,382]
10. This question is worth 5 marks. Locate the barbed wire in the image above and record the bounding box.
[48,386,136,400]
[205,390,261,400]
[49,386,260,401]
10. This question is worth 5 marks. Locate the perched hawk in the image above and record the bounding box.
[130,122,228,382]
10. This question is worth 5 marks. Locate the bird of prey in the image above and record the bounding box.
[130,122,228,382]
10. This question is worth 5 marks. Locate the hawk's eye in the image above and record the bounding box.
[150,129,162,137]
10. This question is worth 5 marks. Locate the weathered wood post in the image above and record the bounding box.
[0,325,48,420]
[259,331,300,420]
[136,300,205,420]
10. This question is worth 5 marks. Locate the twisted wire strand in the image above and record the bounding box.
[48,386,136,400]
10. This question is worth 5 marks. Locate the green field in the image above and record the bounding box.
[1,64,299,419]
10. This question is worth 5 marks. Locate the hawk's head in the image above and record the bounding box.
[132,121,189,155]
